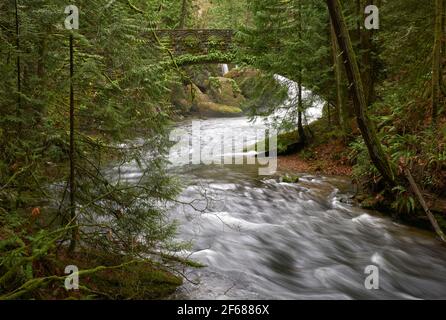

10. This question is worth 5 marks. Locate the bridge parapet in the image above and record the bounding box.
[150,29,235,56]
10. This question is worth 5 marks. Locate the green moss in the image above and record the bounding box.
[211,104,242,115]
[229,78,241,95]
[50,250,185,300]
[245,131,299,155]
[159,253,206,268]
[86,261,183,300]
[435,214,446,233]
[183,35,200,49]
[208,77,222,91]
[282,174,300,183]
[174,52,236,67]
[245,118,347,155]
[0,221,185,300]
[207,35,225,49]
[198,101,242,117]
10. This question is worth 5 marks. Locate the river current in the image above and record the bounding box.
[162,116,446,300]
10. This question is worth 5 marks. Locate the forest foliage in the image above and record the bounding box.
[0,0,194,299]
[1,0,446,300]
[238,0,446,222]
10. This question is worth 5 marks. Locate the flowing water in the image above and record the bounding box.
[221,64,230,75]
[164,116,446,300]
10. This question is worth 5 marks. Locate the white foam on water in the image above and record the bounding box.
[352,213,381,226]
[371,252,385,267]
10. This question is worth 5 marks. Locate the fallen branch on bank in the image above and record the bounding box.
[0,260,140,300]
[404,168,446,243]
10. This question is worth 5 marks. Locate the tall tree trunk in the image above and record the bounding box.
[179,0,188,29]
[330,18,348,130]
[432,0,443,126]
[14,0,21,118]
[327,102,332,127]
[298,78,306,145]
[327,0,395,185]
[356,0,361,40]
[361,0,375,105]
[443,0,446,57]
[12,0,22,210]
[297,0,306,145]
[37,34,47,78]
[440,0,446,96]
[68,34,77,253]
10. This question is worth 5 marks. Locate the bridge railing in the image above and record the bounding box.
[148,29,235,56]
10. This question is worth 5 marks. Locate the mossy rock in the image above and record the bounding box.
[171,83,193,113]
[183,65,221,91]
[58,252,184,300]
[281,174,300,183]
[171,74,245,116]
[207,77,245,107]
[225,68,261,99]
[197,101,242,117]
[175,98,191,112]
[245,130,301,155]
[85,262,183,300]
[172,83,211,113]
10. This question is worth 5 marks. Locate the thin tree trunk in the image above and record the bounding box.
[433,0,443,126]
[297,0,306,145]
[179,0,188,29]
[14,0,21,118]
[327,0,395,185]
[441,0,446,96]
[13,0,23,209]
[327,102,332,127]
[330,18,346,129]
[37,34,47,78]
[68,34,77,253]
[443,0,446,57]
[356,0,361,40]
[13,0,21,208]
[361,0,375,105]
[298,80,306,144]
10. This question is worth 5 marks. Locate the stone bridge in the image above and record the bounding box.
[150,29,235,56]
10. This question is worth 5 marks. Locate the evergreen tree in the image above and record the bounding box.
[241,0,332,140]
[0,0,187,298]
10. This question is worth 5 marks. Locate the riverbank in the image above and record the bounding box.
[0,209,185,299]
[274,120,446,237]
[0,128,189,300]
[278,137,352,176]
[167,114,446,299]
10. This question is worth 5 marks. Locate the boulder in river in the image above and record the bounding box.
[206,76,245,107]
[196,101,242,117]
[172,82,242,117]
[281,174,300,183]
